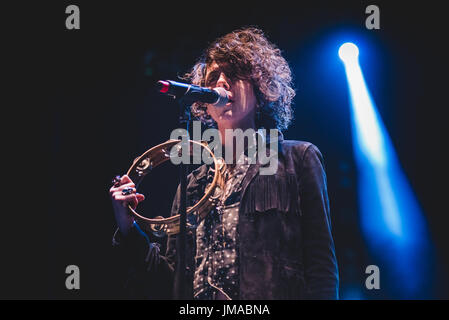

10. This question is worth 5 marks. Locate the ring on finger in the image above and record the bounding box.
[121,187,134,196]
[112,175,121,187]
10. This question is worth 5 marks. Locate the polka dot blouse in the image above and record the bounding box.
[193,155,250,300]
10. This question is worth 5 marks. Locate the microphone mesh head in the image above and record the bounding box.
[212,87,229,107]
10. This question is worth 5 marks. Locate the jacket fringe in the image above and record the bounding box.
[241,173,301,216]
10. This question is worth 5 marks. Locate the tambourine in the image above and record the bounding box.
[125,139,226,237]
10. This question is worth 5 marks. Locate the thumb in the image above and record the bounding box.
[136,193,145,202]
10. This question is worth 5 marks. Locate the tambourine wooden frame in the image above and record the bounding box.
[126,139,225,236]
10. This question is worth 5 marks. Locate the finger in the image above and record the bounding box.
[109,181,136,192]
[119,186,136,196]
[110,185,135,198]
[112,175,122,187]
[111,192,134,205]
[136,193,145,202]
[119,194,137,208]
[130,194,146,209]
[118,182,136,190]
[121,175,133,185]
[129,194,139,209]
[110,183,135,195]
[112,191,136,200]
[131,195,139,210]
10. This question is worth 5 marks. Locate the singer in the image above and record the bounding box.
[109,27,339,300]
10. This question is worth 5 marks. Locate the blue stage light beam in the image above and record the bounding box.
[339,42,434,298]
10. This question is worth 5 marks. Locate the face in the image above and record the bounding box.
[204,62,257,129]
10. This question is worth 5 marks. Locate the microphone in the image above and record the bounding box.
[156,80,229,107]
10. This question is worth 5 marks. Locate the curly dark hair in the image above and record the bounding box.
[183,27,295,131]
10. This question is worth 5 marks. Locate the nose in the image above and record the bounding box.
[216,72,231,91]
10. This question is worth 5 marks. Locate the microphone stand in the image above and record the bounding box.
[174,96,190,300]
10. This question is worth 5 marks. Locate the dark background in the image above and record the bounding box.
[3,1,447,299]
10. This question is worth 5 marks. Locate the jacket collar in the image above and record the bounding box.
[203,128,283,182]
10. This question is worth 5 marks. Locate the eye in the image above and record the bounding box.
[205,73,219,87]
